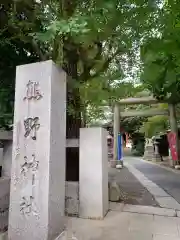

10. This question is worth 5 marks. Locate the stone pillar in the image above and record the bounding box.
[8,61,66,240]
[79,128,108,219]
[113,104,120,167]
[152,142,161,162]
[143,138,154,161]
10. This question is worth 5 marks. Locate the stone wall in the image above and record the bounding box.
[2,142,12,178]
[0,178,10,232]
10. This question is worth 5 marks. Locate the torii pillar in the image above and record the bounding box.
[112,104,120,167]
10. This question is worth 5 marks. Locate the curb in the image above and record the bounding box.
[122,204,178,217]
[109,202,180,218]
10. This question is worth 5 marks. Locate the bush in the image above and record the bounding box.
[131,141,145,156]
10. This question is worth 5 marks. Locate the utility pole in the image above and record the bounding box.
[113,104,120,167]
[168,104,179,166]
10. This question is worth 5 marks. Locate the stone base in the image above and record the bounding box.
[175,165,180,170]
[144,152,162,162]
[169,158,174,167]
[143,145,154,161]
[143,153,154,161]
[110,160,117,168]
[65,182,79,216]
[152,154,162,162]
[66,181,122,215]
[162,156,169,162]
[108,181,120,202]
[0,232,7,240]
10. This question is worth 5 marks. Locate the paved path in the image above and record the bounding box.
[58,204,180,240]
[56,159,180,240]
[125,157,180,206]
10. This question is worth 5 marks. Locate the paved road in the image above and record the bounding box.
[126,157,180,204]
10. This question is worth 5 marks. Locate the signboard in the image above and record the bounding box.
[167,132,178,161]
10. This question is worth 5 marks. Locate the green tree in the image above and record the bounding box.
[139,104,169,138]
[140,1,180,103]
[0,0,160,128]
[140,115,169,138]
[0,0,161,179]
[80,80,141,126]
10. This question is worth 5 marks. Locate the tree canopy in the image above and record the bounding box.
[2,0,180,134]
[0,0,162,128]
[140,1,180,103]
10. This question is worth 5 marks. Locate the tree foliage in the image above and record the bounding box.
[0,0,161,128]
[139,103,169,138]
[140,1,180,103]
[140,115,169,138]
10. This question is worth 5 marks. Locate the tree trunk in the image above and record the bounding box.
[81,105,87,128]
[64,45,81,181]
[113,104,120,167]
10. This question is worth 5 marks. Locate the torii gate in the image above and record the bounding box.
[113,96,178,166]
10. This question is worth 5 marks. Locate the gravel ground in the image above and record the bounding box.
[109,166,159,207]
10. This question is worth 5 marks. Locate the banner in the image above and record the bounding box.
[167,132,178,161]
[117,133,123,161]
